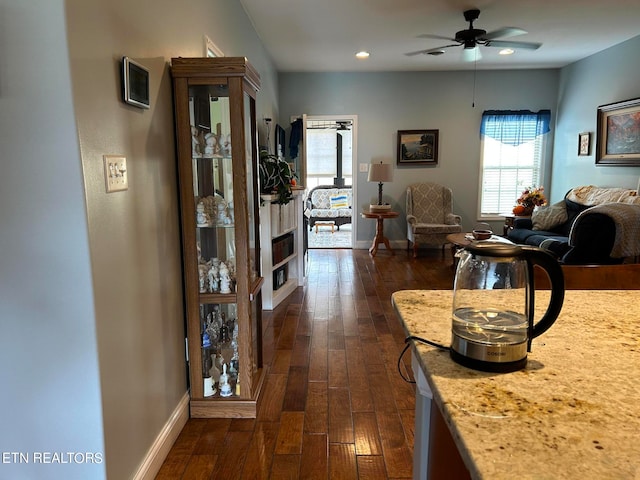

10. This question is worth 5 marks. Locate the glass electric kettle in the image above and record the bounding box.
[451,241,565,372]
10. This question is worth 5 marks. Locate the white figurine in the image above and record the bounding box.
[219,363,232,397]
[207,262,219,293]
[204,132,217,158]
[196,201,211,227]
[191,126,202,158]
[198,264,209,293]
[219,262,232,294]
[217,202,228,225]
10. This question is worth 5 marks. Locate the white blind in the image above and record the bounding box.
[479,115,547,216]
[306,129,352,178]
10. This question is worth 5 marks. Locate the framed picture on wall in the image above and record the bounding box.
[578,132,591,156]
[595,97,640,166]
[397,129,439,165]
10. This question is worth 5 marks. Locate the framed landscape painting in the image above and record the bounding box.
[397,130,439,165]
[595,98,640,166]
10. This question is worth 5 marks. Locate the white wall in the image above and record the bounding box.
[0,1,106,479]
[552,35,640,202]
[279,69,559,241]
[0,0,279,478]
[64,0,279,478]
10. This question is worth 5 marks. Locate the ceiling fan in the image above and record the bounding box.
[406,9,542,61]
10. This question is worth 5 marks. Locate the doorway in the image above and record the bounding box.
[303,115,357,249]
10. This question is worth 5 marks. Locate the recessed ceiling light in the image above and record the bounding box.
[355,51,370,59]
[499,48,514,55]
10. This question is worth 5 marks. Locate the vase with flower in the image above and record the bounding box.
[513,186,547,216]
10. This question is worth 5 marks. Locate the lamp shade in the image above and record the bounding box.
[368,162,393,183]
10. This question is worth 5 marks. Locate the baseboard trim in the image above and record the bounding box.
[132,392,190,480]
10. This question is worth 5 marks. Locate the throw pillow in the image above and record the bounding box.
[532,201,568,231]
[330,195,348,209]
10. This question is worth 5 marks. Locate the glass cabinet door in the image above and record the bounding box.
[191,83,241,398]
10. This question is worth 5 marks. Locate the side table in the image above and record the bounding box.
[361,209,399,256]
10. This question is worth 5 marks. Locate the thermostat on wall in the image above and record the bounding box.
[122,56,150,109]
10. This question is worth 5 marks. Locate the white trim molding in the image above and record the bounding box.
[132,392,190,480]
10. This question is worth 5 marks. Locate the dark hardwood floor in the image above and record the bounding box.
[156,247,455,479]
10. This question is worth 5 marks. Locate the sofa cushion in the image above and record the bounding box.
[566,185,637,205]
[557,198,589,236]
[310,188,352,210]
[309,208,339,219]
[532,201,568,231]
[329,194,349,209]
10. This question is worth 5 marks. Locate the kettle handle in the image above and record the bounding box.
[522,246,565,340]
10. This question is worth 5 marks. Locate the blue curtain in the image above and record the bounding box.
[480,110,551,146]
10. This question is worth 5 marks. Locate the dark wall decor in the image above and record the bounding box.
[578,132,591,156]
[596,98,640,166]
[397,129,439,165]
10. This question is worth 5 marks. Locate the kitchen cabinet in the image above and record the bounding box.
[171,57,265,417]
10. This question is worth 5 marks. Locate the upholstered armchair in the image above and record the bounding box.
[406,182,462,258]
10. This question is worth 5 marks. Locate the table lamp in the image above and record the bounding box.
[368,161,393,211]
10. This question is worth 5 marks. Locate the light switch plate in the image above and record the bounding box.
[359,163,369,173]
[103,155,128,192]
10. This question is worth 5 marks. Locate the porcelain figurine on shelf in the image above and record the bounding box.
[196,201,211,227]
[198,264,209,293]
[217,202,228,225]
[221,134,231,156]
[219,363,232,397]
[203,132,218,158]
[228,201,234,223]
[191,126,202,158]
[219,262,232,294]
[207,262,219,293]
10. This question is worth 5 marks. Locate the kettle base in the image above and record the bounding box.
[450,349,527,373]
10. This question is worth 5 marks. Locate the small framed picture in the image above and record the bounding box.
[397,130,438,165]
[578,132,591,156]
[122,56,150,109]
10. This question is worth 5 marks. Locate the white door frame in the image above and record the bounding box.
[302,114,358,249]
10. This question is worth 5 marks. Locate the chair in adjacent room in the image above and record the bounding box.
[406,182,462,258]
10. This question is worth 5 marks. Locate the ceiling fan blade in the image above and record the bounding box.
[485,40,542,50]
[405,44,460,56]
[480,27,527,41]
[462,47,482,62]
[417,33,459,42]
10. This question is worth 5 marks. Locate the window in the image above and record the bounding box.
[306,123,352,189]
[478,110,551,218]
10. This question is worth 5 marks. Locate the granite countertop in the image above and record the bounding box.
[392,290,640,480]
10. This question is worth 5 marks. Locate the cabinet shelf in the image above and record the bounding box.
[272,225,296,239]
[273,253,296,271]
[196,223,235,229]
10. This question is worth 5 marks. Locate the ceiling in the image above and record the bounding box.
[239,0,640,72]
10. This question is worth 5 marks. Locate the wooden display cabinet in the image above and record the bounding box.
[171,57,265,417]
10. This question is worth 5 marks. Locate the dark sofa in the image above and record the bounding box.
[507,186,640,265]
